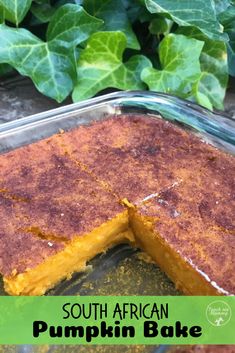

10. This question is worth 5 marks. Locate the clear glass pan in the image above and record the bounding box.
[0,91,234,353]
[0,91,234,154]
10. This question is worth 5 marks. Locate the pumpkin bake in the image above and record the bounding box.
[0,114,234,296]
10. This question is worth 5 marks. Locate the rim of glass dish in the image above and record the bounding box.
[0,90,234,131]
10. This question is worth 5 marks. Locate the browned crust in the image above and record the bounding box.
[57,115,235,206]
[0,229,64,277]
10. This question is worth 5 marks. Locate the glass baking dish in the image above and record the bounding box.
[0,91,234,353]
[0,91,234,154]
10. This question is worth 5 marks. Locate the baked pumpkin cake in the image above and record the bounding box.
[0,114,234,295]
[0,138,133,295]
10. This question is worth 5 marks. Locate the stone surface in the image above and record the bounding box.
[0,77,69,124]
[225,91,235,118]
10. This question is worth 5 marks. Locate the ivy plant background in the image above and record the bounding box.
[0,0,234,110]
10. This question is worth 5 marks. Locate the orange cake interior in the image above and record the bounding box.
[0,114,234,295]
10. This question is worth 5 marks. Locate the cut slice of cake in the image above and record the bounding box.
[0,138,133,295]
[130,194,234,295]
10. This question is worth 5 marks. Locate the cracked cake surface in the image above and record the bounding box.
[56,115,234,205]
[0,114,234,295]
[0,139,124,241]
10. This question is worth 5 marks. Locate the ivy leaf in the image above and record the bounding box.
[0,63,13,76]
[214,0,231,14]
[227,40,235,77]
[219,5,235,76]
[0,0,32,26]
[191,72,218,110]
[118,0,152,24]
[0,5,103,102]
[144,0,227,41]
[47,4,103,49]
[33,0,50,4]
[219,5,235,31]
[177,27,228,110]
[30,1,56,24]
[0,24,74,102]
[192,87,213,111]
[149,17,172,35]
[141,34,203,95]
[83,0,140,50]
[72,31,152,102]
[0,6,3,23]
